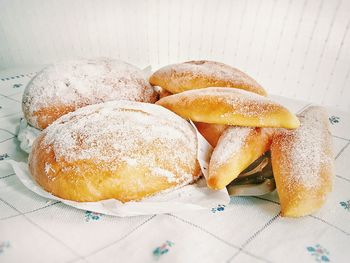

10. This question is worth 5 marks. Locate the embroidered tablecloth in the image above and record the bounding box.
[0,67,349,263]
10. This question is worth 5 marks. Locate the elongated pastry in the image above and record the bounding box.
[22,58,158,130]
[156,87,300,129]
[150,60,267,96]
[208,127,271,190]
[194,122,227,147]
[29,100,201,202]
[270,106,334,217]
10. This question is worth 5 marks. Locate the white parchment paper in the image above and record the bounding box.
[8,121,229,217]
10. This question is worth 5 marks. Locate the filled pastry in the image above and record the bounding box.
[156,87,300,129]
[270,106,334,217]
[150,60,267,96]
[208,127,271,190]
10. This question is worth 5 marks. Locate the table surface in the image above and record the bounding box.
[0,68,349,263]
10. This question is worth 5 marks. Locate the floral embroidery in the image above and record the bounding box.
[211,204,226,213]
[84,211,103,222]
[0,241,10,254]
[153,241,174,260]
[307,244,330,262]
[0,153,9,161]
[13,83,22,88]
[340,200,350,211]
[329,116,340,125]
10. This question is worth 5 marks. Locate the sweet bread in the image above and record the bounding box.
[28,100,201,202]
[194,122,227,147]
[150,60,267,96]
[156,87,300,129]
[270,106,334,217]
[208,127,271,190]
[22,58,158,130]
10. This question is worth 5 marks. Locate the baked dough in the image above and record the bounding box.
[156,87,300,129]
[28,100,201,202]
[194,122,227,147]
[150,60,267,96]
[159,87,173,99]
[22,58,158,130]
[208,127,271,190]
[270,106,334,217]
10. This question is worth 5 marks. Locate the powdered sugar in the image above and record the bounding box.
[155,60,264,93]
[152,167,178,183]
[210,127,252,171]
[176,87,281,117]
[273,106,333,189]
[44,163,55,174]
[22,58,157,128]
[41,100,198,184]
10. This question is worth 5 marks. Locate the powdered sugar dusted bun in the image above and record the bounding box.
[156,87,300,129]
[150,60,267,96]
[28,100,201,202]
[208,127,271,190]
[22,58,158,130]
[271,106,334,217]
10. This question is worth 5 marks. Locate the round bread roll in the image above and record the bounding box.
[150,60,267,96]
[22,58,158,130]
[28,100,201,202]
[208,127,271,190]
[156,87,300,129]
[270,106,334,217]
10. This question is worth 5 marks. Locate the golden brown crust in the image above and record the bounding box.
[208,127,271,190]
[24,104,80,131]
[28,101,201,202]
[150,60,267,96]
[156,87,300,129]
[22,59,158,130]
[194,122,227,147]
[270,106,334,217]
[26,87,159,130]
[29,136,201,202]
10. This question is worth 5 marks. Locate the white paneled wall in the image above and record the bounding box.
[0,0,349,111]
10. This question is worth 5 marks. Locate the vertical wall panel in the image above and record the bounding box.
[0,0,349,111]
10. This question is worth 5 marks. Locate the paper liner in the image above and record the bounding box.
[9,120,229,217]
[17,118,41,153]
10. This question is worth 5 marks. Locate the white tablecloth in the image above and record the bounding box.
[0,68,349,263]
